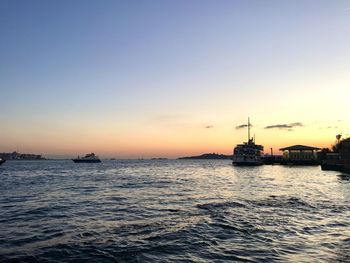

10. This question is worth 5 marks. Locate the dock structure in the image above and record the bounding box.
[261,155,284,165]
[279,145,320,165]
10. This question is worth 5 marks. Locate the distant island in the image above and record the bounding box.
[0,151,46,160]
[178,153,232,160]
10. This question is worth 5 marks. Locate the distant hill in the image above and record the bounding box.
[178,153,232,160]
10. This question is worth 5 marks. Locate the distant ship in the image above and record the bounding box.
[232,118,264,166]
[0,158,5,166]
[72,153,101,163]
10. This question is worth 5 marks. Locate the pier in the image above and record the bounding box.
[262,145,320,165]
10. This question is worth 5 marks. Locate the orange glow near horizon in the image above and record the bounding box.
[0,118,344,158]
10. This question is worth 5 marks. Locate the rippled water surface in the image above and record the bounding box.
[1,160,350,262]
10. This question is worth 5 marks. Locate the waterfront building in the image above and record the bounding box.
[338,138,350,159]
[279,145,320,165]
[322,138,350,172]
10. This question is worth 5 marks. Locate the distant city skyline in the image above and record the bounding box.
[1,0,350,158]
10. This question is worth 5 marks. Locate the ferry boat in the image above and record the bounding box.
[0,158,5,166]
[232,118,264,166]
[72,153,101,163]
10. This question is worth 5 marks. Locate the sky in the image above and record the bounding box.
[0,0,350,158]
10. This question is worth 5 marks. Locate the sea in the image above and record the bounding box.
[0,160,350,262]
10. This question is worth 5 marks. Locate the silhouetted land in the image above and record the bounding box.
[179,153,232,160]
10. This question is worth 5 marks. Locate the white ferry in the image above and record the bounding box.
[232,118,264,166]
[72,153,101,163]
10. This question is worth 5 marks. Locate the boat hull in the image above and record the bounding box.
[0,159,6,166]
[72,159,101,163]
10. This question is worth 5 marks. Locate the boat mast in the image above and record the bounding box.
[248,117,251,142]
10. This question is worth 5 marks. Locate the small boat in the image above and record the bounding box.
[72,153,101,163]
[232,118,264,166]
[0,158,6,166]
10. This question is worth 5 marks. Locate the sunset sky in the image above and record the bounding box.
[1,0,350,158]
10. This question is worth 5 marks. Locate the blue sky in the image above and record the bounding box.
[1,0,350,157]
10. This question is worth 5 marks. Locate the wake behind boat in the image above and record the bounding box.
[0,158,6,166]
[72,153,101,163]
[232,118,264,166]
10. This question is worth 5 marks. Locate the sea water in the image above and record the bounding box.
[0,160,349,262]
